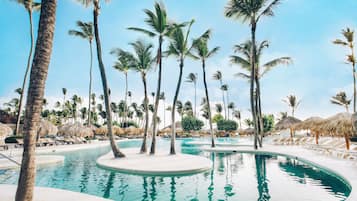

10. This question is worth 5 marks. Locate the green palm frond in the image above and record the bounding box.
[261,56,292,76]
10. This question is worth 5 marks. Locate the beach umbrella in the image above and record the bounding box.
[59,123,94,138]
[0,123,12,138]
[37,120,58,137]
[322,113,352,150]
[275,116,302,138]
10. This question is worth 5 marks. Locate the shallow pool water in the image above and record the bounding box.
[0,138,351,201]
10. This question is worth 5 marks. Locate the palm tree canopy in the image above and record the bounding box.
[215,103,223,113]
[192,29,220,60]
[185,73,197,83]
[12,0,41,11]
[221,84,228,91]
[331,91,351,106]
[212,70,222,81]
[75,0,111,8]
[110,49,134,74]
[228,102,235,109]
[68,21,93,42]
[159,92,165,100]
[333,28,354,47]
[283,95,301,108]
[231,40,292,80]
[166,20,195,59]
[128,40,155,74]
[128,2,169,37]
[224,0,282,23]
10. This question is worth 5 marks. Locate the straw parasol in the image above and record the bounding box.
[0,123,12,138]
[238,128,255,136]
[37,120,58,137]
[294,117,324,131]
[58,123,94,138]
[275,116,302,138]
[314,112,352,150]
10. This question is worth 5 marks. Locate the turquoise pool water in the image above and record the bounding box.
[0,138,351,201]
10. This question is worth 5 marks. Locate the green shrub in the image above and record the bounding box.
[182,116,204,131]
[263,114,274,133]
[5,136,22,143]
[217,119,238,131]
[212,114,224,123]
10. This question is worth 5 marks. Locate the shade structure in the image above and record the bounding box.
[275,116,302,130]
[294,117,324,131]
[58,123,94,138]
[238,128,255,135]
[95,126,125,136]
[0,123,12,138]
[37,120,58,137]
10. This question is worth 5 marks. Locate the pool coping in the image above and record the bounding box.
[202,145,357,201]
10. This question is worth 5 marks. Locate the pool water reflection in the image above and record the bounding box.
[0,139,351,201]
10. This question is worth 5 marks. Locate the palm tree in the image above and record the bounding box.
[228,102,235,120]
[166,20,203,154]
[159,92,166,128]
[221,84,229,118]
[231,40,292,141]
[191,30,220,148]
[215,103,223,114]
[185,73,198,117]
[331,91,351,112]
[283,95,301,117]
[333,28,356,112]
[110,48,133,127]
[76,0,124,158]
[176,100,184,121]
[128,2,170,155]
[15,0,56,200]
[129,40,154,153]
[69,20,94,127]
[213,71,227,119]
[233,110,242,128]
[225,0,284,149]
[12,0,41,136]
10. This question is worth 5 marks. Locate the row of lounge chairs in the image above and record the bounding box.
[272,137,357,160]
[13,136,89,148]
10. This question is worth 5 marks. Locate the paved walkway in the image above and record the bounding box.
[0,185,112,201]
[202,144,357,201]
[97,148,212,176]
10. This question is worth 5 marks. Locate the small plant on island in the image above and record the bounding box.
[181,116,204,132]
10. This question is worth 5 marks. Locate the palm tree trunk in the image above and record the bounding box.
[250,20,259,150]
[87,41,93,127]
[150,36,163,155]
[170,59,184,154]
[194,81,197,118]
[221,81,227,120]
[15,9,35,136]
[140,74,149,153]
[93,1,124,158]
[203,59,215,147]
[15,1,57,200]
[353,64,356,113]
[226,90,229,120]
[163,100,166,128]
[124,73,128,127]
[255,76,263,147]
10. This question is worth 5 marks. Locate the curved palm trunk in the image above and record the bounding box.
[140,74,149,153]
[15,9,35,136]
[250,21,259,150]
[87,41,93,127]
[221,80,227,120]
[226,90,230,120]
[150,36,163,155]
[93,2,124,158]
[203,59,215,147]
[15,1,57,200]
[255,76,263,147]
[170,59,184,155]
[194,81,197,118]
[353,64,356,113]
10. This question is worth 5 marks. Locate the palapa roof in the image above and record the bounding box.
[275,116,302,130]
[0,123,12,137]
[294,117,324,130]
[58,123,94,137]
[313,112,353,135]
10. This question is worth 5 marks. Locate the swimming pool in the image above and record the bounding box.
[0,138,351,201]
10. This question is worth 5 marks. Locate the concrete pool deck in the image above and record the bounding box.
[0,185,112,201]
[97,148,212,176]
[0,155,64,170]
[202,144,357,201]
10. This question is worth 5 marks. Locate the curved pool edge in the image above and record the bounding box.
[202,145,356,201]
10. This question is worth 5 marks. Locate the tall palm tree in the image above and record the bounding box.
[231,40,291,140]
[129,40,154,153]
[225,0,284,149]
[191,30,220,148]
[69,20,94,127]
[215,103,223,114]
[185,73,198,117]
[221,84,229,119]
[76,0,124,158]
[110,49,133,127]
[233,109,242,128]
[213,71,227,119]
[15,1,56,200]
[166,20,204,154]
[331,91,351,112]
[228,102,235,120]
[159,92,166,128]
[333,28,356,112]
[128,2,170,155]
[12,0,41,136]
[283,95,301,117]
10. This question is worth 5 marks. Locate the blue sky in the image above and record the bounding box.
[1,0,357,125]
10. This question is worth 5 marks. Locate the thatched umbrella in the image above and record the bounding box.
[275,116,302,138]
[314,113,352,150]
[37,120,58,137]
[294,117,324,131]
[58,123,94,138]
[238,128,255,136]
[0,123,12,138]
